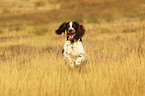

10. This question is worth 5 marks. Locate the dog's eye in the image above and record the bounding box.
[67,24,70,28]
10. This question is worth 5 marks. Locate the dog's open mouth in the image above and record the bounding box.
[67,33,76,39]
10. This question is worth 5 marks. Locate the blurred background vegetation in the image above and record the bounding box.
[0,0,144,27]
[0,1,145,96]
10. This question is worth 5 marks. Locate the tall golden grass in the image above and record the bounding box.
[0,18,144,96]
[0,0,145,96]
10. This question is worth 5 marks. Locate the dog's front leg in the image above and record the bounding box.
[64,54,74,67]
[75,53,87,66]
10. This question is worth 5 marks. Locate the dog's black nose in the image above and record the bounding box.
[68,29,73,33]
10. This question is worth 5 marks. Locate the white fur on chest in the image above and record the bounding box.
[63,40,87,67]
[64,40,85,56]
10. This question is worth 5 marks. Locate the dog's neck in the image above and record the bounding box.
[66,37,82,43]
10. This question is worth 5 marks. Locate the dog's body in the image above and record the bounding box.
[63,39,87,67]
[56,22,87,68]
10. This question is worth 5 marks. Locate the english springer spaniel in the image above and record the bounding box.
[56,22,87,69]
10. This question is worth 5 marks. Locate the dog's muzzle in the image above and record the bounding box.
[67,29,76,40]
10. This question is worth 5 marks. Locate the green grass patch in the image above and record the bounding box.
[35,1,45,7]
[45,0,144,23]
[0,0,144,26]
[33,28,48,36]
[0,30,3,34]
[2,8,10,14]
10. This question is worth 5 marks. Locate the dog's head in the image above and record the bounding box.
[56,22,85,41]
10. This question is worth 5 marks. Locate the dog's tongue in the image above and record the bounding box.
[69,35,74,39]
[68,33,76,39]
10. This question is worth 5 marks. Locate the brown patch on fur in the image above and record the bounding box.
[56,22,66,35]
[74,22,85,40]
[56,22,85,41]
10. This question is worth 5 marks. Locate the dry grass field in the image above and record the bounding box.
[0,0,145,96]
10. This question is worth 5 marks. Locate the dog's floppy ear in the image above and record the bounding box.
[56,22,66,35]
[74,22,86,40]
